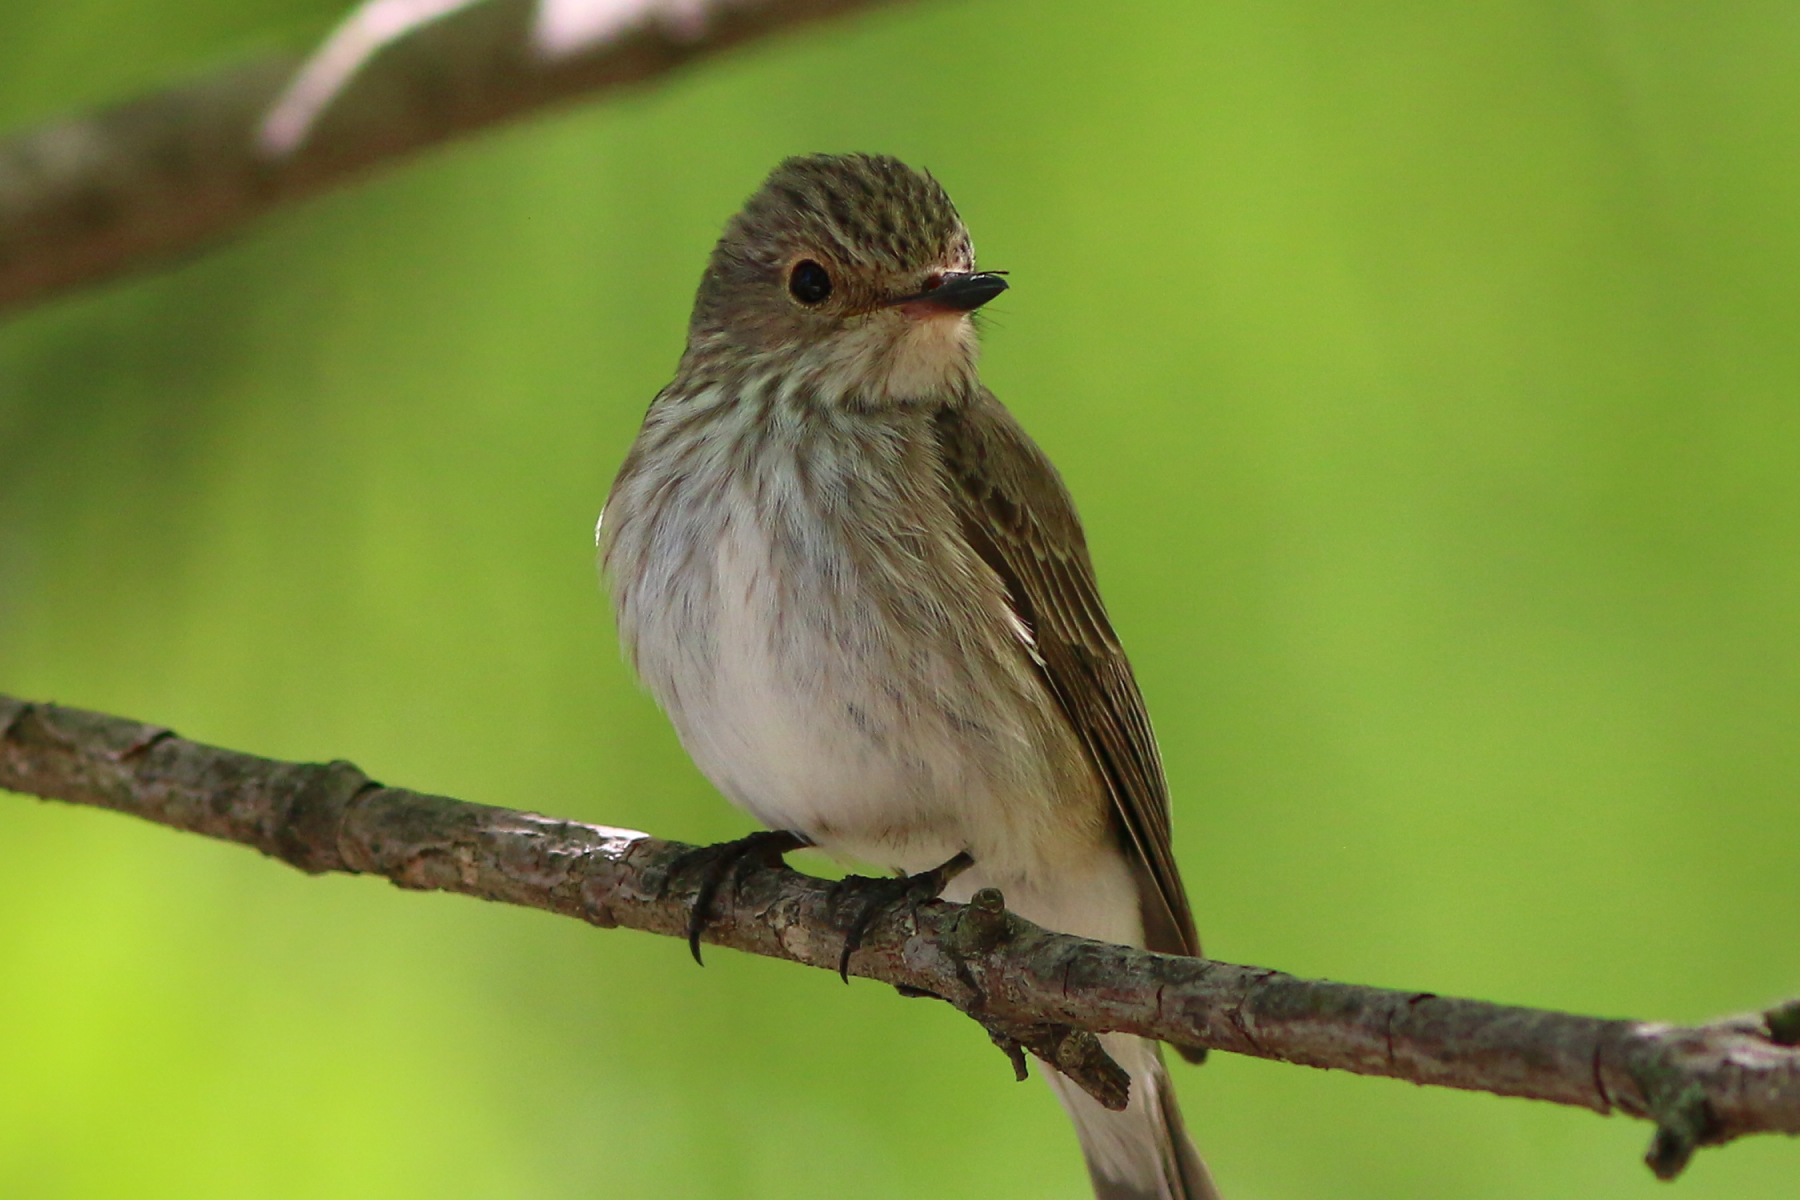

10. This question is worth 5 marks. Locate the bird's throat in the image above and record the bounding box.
[807,310,979,406]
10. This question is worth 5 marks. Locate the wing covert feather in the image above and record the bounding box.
[932,396,1200,961]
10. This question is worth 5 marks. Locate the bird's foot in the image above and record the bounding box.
[830,850,974,982]
[670,829,809,965]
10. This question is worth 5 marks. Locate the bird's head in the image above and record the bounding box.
[684,153,1006,406]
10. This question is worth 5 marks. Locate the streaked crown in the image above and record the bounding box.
[724,153,971,279]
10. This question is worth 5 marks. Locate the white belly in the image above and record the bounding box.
[652,513,1000,871]
[619,496,1087,881]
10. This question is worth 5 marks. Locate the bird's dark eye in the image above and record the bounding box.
[788,260,833,305]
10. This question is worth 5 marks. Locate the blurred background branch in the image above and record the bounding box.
[5,692,1798,1181]
[0,0,909,317]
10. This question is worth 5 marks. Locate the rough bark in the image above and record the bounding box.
[2,694,1796,1178]
[0,0,912,317]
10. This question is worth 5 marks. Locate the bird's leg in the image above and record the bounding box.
[670,829,810,965]
[831,850,974,982]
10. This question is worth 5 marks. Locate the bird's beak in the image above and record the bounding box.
[888,271,1009,314]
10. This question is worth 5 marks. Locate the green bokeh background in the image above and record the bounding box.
[3,1,1798,1196]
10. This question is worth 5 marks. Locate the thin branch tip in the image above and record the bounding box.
[1766,999,1800,1047]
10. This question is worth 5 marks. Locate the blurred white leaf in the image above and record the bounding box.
[260,0,480,156]
[259,0,719,157]
[533,0,712,59]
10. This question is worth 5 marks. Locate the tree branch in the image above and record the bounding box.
[2,693,1796,1179]
[0,0,913,318]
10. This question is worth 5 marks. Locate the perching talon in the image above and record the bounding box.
[670,829,809,965]
[831,850,974,982]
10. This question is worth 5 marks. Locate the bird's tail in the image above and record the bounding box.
[1044,1033,1220,1200]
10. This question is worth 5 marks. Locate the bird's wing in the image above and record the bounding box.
[932,394,1200,961]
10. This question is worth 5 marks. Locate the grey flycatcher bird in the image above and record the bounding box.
[601,153,1219,1200]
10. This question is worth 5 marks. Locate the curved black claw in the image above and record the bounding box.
[672,829,809,965]
[832,851,974,982]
